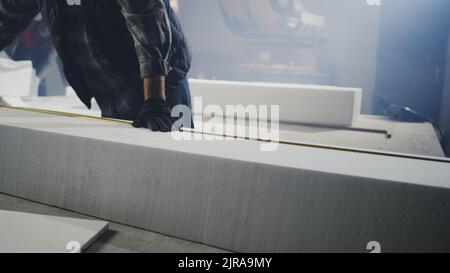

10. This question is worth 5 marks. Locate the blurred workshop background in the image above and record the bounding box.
[2,0,450,157]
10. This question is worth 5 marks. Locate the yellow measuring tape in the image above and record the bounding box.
[0,105,131,125]
[1,104,449,163]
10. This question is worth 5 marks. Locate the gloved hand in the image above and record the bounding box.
[132,98,174,132]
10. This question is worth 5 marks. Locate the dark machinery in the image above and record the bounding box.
[180,0,331,84]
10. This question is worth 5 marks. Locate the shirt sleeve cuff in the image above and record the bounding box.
[140,59,172,79]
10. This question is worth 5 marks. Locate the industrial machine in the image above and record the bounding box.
[180,0,331,84]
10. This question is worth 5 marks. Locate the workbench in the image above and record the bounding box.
[18,95,446,157]
[1,106,450,252]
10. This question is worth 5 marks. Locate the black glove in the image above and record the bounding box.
[132,98,174,132]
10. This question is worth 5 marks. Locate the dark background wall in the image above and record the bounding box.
[441,27,450,155]
[374,0,450,123]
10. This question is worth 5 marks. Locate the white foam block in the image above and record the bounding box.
[0,58,38,97]
[189,79,362,127]
[1,108,450,253]
[0,210,108,253]
[0,97,28,107]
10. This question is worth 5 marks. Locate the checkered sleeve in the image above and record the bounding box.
[117,0,172,79]
[0,0,39,51]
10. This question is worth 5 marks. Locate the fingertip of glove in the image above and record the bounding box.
[132,120,143,128]
[148,120,160,132]
[155,118,171,133]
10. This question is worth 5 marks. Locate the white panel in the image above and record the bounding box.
[0,210,108,253]
[189,79,362,127]
[0,58,37,97]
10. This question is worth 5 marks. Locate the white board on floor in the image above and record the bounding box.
[0,210,109,253]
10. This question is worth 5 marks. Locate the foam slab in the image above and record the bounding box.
[0,58,37,97]
[189,79,362,127]
[1,107,450,253]
[0,210,108,253]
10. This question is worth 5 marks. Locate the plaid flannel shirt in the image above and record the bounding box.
[0,0,190,117]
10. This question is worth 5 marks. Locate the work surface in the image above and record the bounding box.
[19,95,446,157]
[1,107,450,252]
[0,107,448,188]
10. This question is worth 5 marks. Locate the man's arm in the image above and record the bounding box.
[118,0,176,132]
[117,0,172,101]
[0,0,39,51]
